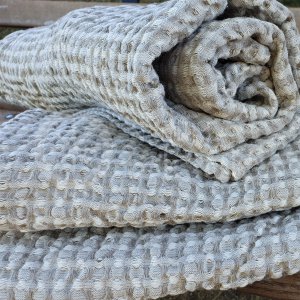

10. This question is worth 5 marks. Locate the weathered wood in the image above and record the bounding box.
[0,0,299,28]
[239,273,300,300]
[0,0,125,27]
[0,104,24,124]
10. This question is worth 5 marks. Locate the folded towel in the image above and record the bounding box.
[0,208,299,299]
[0,0,300,299]
[1,108,300,231]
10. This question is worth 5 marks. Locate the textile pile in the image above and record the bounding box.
[0,0,300,298]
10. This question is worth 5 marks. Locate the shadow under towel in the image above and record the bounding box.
[1,0,300,299]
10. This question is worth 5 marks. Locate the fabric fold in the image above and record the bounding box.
[0,0,227,160]
[0,208,300,299]
[0,0,299,182]
[1,108,300,232]
[155,16,300,181]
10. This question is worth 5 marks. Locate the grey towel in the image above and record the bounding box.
[0,0,300,299]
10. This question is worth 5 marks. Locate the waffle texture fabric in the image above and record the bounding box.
[1,0,300,299]
[2,108,300,231]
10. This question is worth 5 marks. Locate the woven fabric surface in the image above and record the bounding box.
[1,0,300,299]
[0,209,299,299]
[1,108,300,231]
[1,0,299,182]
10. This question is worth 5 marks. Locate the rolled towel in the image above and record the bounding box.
[0,0,299,182]
[0,0,226,154]
[154,13,300,181]
[154,0,300,182]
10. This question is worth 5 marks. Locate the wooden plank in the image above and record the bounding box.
[0,104,24,124]
[0,0,298,28]
[239,273,300,300]
[0,0,125,27]
[292,7,300,30]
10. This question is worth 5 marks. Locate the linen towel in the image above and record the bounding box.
[0,0,300,299]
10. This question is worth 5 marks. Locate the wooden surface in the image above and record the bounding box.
[0,0,127,27]
[0,104,24,124]
[239,273,300,300]
[0,0,298,28]
[292,7,300,29]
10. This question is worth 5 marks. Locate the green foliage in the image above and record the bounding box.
[280,0,300,7]
[0,27,22,40]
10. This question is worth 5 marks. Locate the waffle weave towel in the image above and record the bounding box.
[1,0,300,299]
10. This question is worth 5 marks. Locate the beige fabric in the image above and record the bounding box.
[1,108,300,231]
[155,15,300,181]
[0,0,300,299]
[0,209,299,299]
[1,0,299,182]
